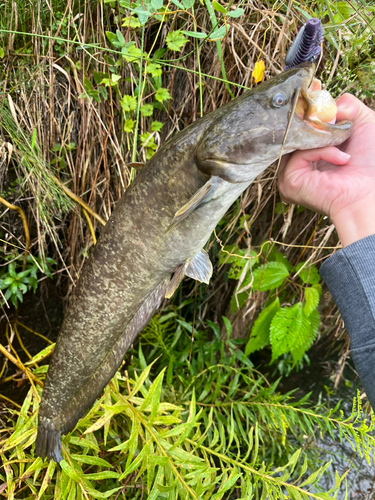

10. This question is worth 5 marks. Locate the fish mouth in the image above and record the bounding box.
[295,66,350,133]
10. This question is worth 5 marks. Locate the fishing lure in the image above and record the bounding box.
[284,18,323,70]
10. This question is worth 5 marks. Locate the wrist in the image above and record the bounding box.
[332,200,375,247]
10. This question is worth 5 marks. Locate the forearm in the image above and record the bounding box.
[320,234,375,409]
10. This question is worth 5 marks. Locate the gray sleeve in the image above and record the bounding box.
[319,233,375,410]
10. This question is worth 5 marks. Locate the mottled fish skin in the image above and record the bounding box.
[35,63,353,463]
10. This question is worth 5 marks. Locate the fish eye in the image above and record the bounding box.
[272,93,287,108]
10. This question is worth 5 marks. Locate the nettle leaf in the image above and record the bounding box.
[140,104,154,116]
[155,87,171,103]
[270,303,305,361]
[245,297,280,355]
[290,310,320,364]
[166,30,188,52]
[309,309,320,338]
[120,95,137,112]
[253,262,289,291]
[151,121,163,132]
[295,262,320,285]
[312,282,322,296]
[304,286,320,317]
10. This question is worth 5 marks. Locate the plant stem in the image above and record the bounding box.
[0,196,30,271]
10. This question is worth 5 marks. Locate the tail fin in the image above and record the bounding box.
[35,420,63,463]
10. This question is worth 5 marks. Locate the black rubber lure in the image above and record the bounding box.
[284,18,323,70]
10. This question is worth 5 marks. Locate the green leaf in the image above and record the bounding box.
[1,277,14,287]
[151,0,163,9]
[120,95,137,112]
[295,262,320,284]
[151,121,163,132]
[100,74,121,87]
[0,47,4,59]
[69,454,112,467]
[252,262,289,291]
[123,44,145,63]
[290,310,314,364]
[124,118,135,133]
[309,309,320,338]
[85,487,123,499]
[227,8,244,18]
[166,30,188,52]
[227,249,258,280]
[222,316,232,338]
[181,30,207,39]
[145,62,162,77]
[170,0,184,7]
[140,368,165,423]
[59,461,82,482]
[155,87,172,103]
[84,471,120,480]
[304,287,320,317]
[182,0,194,7]
[140,104,154,117]
[8,263,16,278]
[245,297,280,355]
[209,25,227,40]
[122,15,141,28]
[106,31,117,44]
[116,29,125,47]
[31,129,37,150]
[133,6,151,25]
[129,359,157,397]
[270,303,304,361]
[212,1,227,14]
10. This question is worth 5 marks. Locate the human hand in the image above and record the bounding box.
[278,93,375,247]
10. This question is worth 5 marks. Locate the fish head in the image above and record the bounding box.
[196,62,353,183]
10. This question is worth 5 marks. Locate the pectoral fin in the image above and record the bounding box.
[185,250,213,285]
[168,177,223,231]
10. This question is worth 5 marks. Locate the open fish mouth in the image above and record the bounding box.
[295,68,347,133]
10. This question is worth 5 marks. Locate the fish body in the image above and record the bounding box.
[35,63,352,462]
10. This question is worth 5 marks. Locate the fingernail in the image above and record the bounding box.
[340,151,351,159]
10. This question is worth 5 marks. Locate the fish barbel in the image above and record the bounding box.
[35,63,352,462]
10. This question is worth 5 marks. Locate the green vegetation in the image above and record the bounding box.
[1,0,375,497]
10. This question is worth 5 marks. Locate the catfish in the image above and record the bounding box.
[35,63,352,462]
